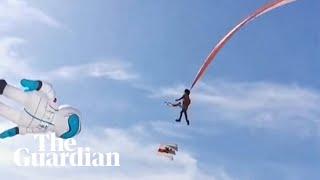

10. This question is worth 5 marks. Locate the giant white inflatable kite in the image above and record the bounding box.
[0,79,81,139]
[190,0,296,89]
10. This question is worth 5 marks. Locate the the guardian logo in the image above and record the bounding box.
[13,134,120,167]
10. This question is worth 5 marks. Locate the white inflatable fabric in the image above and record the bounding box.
[0,79,81,139]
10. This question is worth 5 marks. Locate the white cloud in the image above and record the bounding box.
[0,37,34,80]
[0,37,138,82]
[0,0,61,31]
[0,123,232,180]
[49,61,139,81]
[149,120,219,139]
[0,0,136,82]
[154,81,320,137]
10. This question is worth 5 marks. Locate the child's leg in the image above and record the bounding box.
[176,110,183,122]
[183,110,190,125]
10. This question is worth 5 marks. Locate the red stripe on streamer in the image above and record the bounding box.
[190,0,296,89]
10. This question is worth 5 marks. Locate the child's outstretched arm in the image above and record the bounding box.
[175,95,184,101]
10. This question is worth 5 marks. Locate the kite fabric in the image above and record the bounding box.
[157,144,178,160]
[190,0,296,89]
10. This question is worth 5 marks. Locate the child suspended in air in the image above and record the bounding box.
[173,89,191,125]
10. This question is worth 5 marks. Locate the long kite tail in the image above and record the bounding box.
[190,0,296,90]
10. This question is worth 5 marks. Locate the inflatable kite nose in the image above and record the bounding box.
[60,114,81,139]
[20,79,42,92]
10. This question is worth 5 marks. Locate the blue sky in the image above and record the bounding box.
[0,0,319,179]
